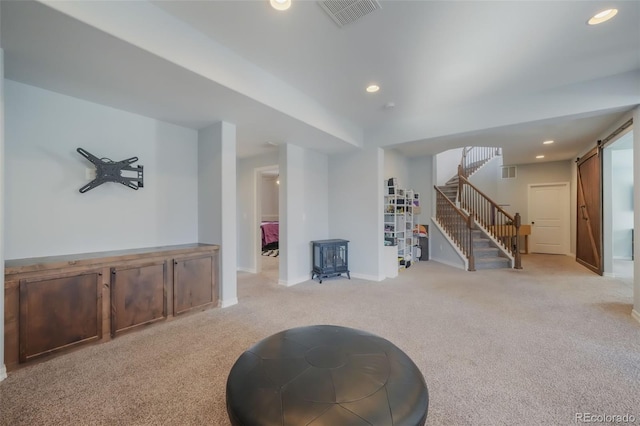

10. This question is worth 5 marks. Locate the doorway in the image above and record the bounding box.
[255,166,280,279]
[528,182,570,254]
[603,130,634,279]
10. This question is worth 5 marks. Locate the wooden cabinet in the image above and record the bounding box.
[19,271,102,363]
[110,261,167,337]
[173,254,217,315]
[4,244,219,371]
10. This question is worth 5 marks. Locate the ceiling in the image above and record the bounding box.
[1,0,639,163]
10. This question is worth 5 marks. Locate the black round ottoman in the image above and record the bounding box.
[226,325,428,425]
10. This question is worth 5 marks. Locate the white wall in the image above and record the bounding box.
[407,154,434,237]
[5,80,198,259]
[468,156,502,202]
[198,122,237,307]
[429,220,466,270]
[261,175,279,221]
[236,152,279,273]
[384,148,409,187]
[495,160,572,224]
[436,147,463,186]
[611,149,634,259]
[329,147,384,281]
[279,144,329,285]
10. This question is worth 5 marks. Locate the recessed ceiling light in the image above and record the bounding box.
[588,8,618,25]
[543,140,554,145]
[270,0,291,11]
[536,155,545,159]
[366,84,380,93]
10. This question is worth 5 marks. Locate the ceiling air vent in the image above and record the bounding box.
[318,0,382,27]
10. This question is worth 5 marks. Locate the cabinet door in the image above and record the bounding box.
[19,271,102,363]
[173,253,218,315]
[110,261,167,337]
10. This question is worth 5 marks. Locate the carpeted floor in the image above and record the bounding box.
[1,254,639,425]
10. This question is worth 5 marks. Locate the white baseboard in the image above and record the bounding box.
[237,267,256,273]
[632,309,640,325]
[0,364,7,382]
[603,272,616,278]
[350,273,383,282]
[278,275,310,287]
[219,298,238,308]
[430,257,466,271]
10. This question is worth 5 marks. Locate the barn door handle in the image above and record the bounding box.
[580,205,588,220]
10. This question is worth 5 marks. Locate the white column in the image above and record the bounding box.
[0,45,7,380]
[278,144,308,286]
[278,145,288,285]
[633,106,640,324]
[198,122,237,308]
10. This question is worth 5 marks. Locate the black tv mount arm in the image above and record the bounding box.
[77,147,144,193]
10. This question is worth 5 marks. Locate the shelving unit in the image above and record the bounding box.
[411,192,422,261]
[384,178,421,270]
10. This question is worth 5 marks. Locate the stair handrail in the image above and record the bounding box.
[459,146,501,179]
[457,172,522,269]
[434,185,476,271]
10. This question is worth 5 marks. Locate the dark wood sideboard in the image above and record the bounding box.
[3,243,219,371]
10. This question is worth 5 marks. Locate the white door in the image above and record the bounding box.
[528,183,570,254]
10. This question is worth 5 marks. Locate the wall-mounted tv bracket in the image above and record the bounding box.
[77,147,144,193]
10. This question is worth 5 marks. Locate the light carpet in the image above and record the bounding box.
[1,254,639,425]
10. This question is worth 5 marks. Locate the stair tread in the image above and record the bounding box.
[475,257,510,262]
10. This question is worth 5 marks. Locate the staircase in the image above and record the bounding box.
[438,176,459,203]
[434,146,521,271]
[472,230,511,270]
[437,156,495,204]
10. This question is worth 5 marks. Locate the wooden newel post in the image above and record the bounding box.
[514,212,522,269]
[468,215,476,271]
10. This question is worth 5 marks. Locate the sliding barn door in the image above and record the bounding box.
[576,147,602,275]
